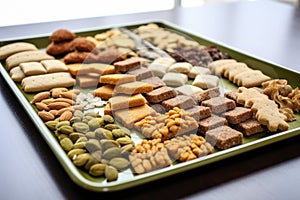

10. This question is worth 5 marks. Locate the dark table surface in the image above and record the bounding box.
[1,0,300,199]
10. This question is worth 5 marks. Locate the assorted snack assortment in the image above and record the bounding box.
[0,22,299,185]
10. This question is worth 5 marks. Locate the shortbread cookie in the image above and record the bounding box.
[167,62,193,74]
[9,66,25,82]
[40,60,68,73]
[0,42,38,60]
[192,74,219,89]
[162,72,188,87]
[233,70,271,87]
[21,72,75,92]
[208,59,237,75]
[236,87,289,132]
[221,62,250,79]
[19,62,47,76]
[6,50,54,70]
[99,74,136,85]
[109,93,147,111]
[114,81,153,95]
[188,66,211,79]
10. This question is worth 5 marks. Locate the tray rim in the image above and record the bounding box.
[0,19,299,192]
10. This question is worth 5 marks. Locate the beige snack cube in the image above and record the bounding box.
[168,62,193,74]
[192,74,219,89]
[188,66,212,79]
[109,93,147,111]
[175,84,203,96]
[162,72,188,87]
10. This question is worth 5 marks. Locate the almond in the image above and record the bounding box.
[53,98,74,105]
[30,91,50,104]
[38,111,55,121]
[60,91,78,100]
[35,102,50,111]
[51,87,68,98]
[48,102,70,110]
[57,107,74,116]
[59,110,73,121]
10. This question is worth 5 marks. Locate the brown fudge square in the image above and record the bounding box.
[145,86,177,103]
[205,125,243,150]
[162,95,197,111]
[185,106,212,122]
[235,118,266,136]
[224,90,237,101]
[114,57,144,73]
[223,107,253,124]
[140,76,166,89]
[201,96,236,114]
[198,114,228,135]
[127,67,154,81]
[192,87,220,103]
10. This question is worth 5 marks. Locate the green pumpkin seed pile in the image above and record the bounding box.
[45,110,135,181]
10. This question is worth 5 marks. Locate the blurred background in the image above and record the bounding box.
[0,0,298,27]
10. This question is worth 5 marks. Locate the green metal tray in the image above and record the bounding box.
[0,20,299,192]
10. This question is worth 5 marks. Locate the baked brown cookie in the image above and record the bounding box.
[49,29,76,42]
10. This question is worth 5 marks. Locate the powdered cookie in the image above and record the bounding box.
[0,42,38,60]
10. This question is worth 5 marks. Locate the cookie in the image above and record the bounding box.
[233,70,271,87]
[223,107,253,124]
[114,57,147,73]
[49,29,76,42]
[162,95,196,111]
[127,67,153,81]
[198,115,228,135]
[201,96,236,114]
[9,66,25,82]
[208,59,237,75]
[148,57,175,77]
[236,87,289,132]
[221,62,250,79]
[0,42,38,60]
[70,37,96,52]
[41,60,68,73]
[76,75,99,88]
[6,50,54,70]
[21,72,76,93]
[19,62,47,76]
[46,41,73,56]
[234,118,266,136]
